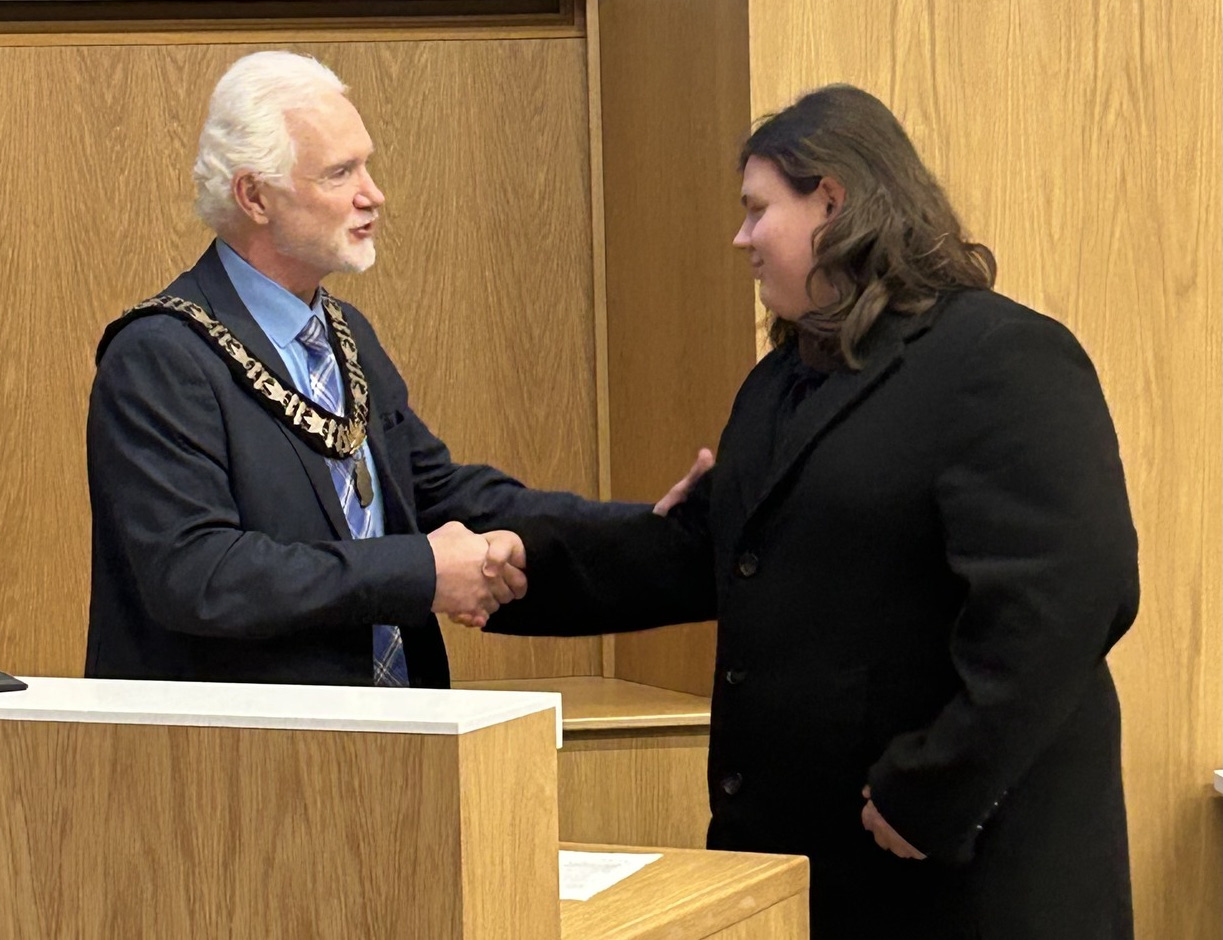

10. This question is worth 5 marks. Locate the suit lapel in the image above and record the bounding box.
[366,415,417,535]
[189,243,352,540]
[742,311,933,528]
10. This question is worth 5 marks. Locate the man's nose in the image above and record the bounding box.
[355,169,385,209]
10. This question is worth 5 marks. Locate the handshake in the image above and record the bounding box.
[427,521,527,629]
[424,448,715,630]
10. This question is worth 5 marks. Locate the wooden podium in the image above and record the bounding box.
[0,679,806,939]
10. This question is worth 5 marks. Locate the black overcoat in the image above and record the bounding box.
[489,290,1139,939]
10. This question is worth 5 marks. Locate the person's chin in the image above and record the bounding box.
[760,296,805,323]
[340,242,377,274]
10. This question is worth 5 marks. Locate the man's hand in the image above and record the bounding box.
[653,448,714,516]
[427,521,525,628]
[482,529,527,603]
[861,786,926,859]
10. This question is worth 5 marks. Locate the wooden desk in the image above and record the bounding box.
[0,678,564,940]
[455,676,712,847]
[560,843,808,939]
[0,678,804,939]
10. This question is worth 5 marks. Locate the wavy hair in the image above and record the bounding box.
[741,85,996,367]
[193,51,346,235]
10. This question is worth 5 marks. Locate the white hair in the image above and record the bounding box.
[193,51,347,234]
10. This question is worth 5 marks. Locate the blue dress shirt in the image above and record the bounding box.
[216,240,386,533]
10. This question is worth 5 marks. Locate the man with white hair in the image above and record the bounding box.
[84,51,659,688]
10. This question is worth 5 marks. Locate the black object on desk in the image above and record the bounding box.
[0,671,27,692]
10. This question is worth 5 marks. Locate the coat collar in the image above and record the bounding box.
[742,307,936,528]
[192,241,296,376]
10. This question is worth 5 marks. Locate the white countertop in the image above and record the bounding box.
[0,677,562,745]
[1214,770,1222,795]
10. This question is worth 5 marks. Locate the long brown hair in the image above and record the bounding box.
[741,85,996,367]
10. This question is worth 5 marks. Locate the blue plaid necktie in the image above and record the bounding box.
[297,315,409,687]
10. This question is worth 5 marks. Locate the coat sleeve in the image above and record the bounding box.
[88,318,439,639]
[482,473,719,637]
[866,312,1139,863]
[399,408,646,531]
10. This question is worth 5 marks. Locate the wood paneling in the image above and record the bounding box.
[0,24,584,45]
[702,894,808,940]
[452,676,710,731]
[583,0,611,505]
[613,622,718,698]
[0,0,571,22]
[559,730,710,849]
[559,843,808,939]
[749,2,1222,937]
[596,0,753,696]
[0,37,602,681]
[454,677,712,847]
[459,712,562,937]
[598,0,753,503]
[442,617,601,683]
[0,710,561,938]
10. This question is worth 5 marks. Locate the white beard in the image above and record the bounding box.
[339,235,376,273]
[272,221,377,280]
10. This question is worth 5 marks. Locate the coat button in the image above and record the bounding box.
[720,772,743,795]
[736,553,759,577]
[724,669,747,685]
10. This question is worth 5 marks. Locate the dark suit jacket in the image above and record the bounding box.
[86,243,633,688]
[487,290,1139,939]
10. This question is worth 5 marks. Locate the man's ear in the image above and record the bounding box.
[232,172,271,225]
[815,176,847,221]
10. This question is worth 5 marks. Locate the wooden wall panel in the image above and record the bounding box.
[558,730,710,849]
[599,0,754,502]
[597,0,754,697]
[748,1,1222,937]
[0,36,603,681]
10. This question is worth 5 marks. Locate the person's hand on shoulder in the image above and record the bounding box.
[654,448,714,516]
[861,786,926,860]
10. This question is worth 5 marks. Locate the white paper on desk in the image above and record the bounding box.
[558,850,661,901]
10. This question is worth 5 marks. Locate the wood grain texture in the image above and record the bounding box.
[597,0,753,697]
[558,843,807,940]
[459,710,562,939]
[698,893,807,940]
[452,676,711,730]
[0,36,603,681]
[0,712,561,938]
[442,616,601,682]
[585,0,612,506]
[699,889,812,938]
[0,24,584,45]
[748,2,1223,938]
[613,622,717,698]
[599,0,754,501]
[454,677,712,847]
[0,0,568,18]
[559,730,710,849]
